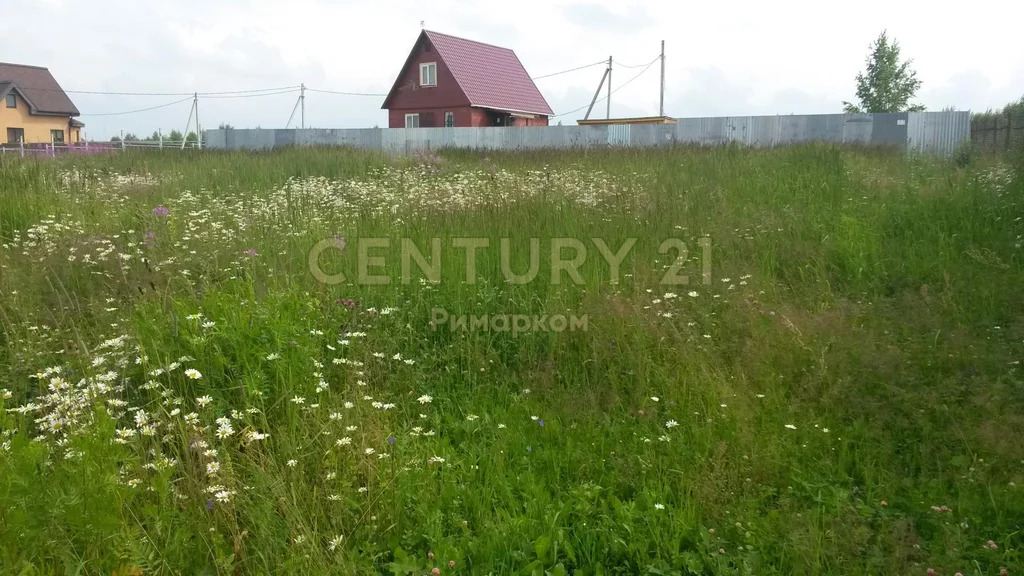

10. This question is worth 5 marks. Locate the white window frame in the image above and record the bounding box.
[405,113,420,128]
[419,62,437,87]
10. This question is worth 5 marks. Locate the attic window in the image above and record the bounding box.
[5,94,14,108]
[420,63,437,87]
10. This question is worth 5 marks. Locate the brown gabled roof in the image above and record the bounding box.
[0,62,80,116]
[382,30,553,116]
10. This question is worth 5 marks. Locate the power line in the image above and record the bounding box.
[78,97,194,116]
[201,88,300,99]
[552,56,660,118]
[531,60,607,80]
[305,87,388,97]
[613,60,654,69]
[16,85,303,97]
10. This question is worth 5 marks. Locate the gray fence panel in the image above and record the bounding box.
[844,114,875,145]
[907,111,970,156]
[868,113,907,147]
[202,111,968,156]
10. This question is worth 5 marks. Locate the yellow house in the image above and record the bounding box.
[0,62,83,145]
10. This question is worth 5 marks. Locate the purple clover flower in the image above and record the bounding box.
[152,205,169,216]
[387,435,396,445]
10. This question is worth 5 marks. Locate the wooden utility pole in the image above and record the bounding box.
[195,92,201,149]
[583,63,610,121]
[659,40,665,117]
[606,55,612,119]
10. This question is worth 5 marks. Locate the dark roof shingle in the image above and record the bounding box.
[424,31,553,116]
[0,62,79,116]
[385,30,553,116]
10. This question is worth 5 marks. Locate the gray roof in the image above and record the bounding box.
[0,62,80,116]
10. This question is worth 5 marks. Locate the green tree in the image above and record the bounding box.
[843,31,924,113]
[167,130,184,142]
[185,131,198,145]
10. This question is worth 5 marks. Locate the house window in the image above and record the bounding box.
[51,130,65,144]
[444,112,454,127]
[6,127,24,144]
[5,94,15,108]
[405,113,420,128]
[419,62,436,87]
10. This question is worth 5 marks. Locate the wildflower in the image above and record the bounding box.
[286,459,298,467]
[266,353,280,361]
[328,535,344,551]
[784,424,797,430]
[1,389,11,400]
[538,419,545,427]
[344,402,354,409]
[688,291,699,297]
[466,414,479,421]
[206,461,220,475]
[358,487,368,493]
[658,435,671,442]
[364,448,375,455]
[665,420,678,428]
[184,369,202,380]
[214,490,232,503]
[986,540,999,550]
[417,394,433,404]
[244,249,258,257]
[290,396,305,405]
[152,206,169,216]
[429,456,445,464]
[650,396,659,402]
[654,503,665,510]
[215,423,234,439]
[246,430,268,442]
[387,435,396,445]
[497,423,506,429]
[336,437,352,447]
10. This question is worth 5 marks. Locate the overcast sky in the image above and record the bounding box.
[2,0,1022,140]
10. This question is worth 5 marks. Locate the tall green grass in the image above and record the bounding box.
[0,145,1021,575]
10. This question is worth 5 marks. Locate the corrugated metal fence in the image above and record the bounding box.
[203,111,970,157]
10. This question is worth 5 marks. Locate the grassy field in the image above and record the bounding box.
[0,144,1021,575]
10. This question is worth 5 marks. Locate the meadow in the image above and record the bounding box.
[0,143,1021,575]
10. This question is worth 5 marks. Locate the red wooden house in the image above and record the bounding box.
[381,30,553,128]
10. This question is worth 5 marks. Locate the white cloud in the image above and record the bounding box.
[1,0,1021,139]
